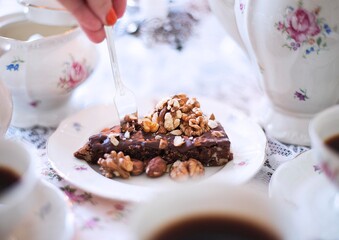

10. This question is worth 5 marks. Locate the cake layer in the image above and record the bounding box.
[74,122,232,167]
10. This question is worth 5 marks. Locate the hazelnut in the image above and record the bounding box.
[131,160,145,176]
[145,156,167,178]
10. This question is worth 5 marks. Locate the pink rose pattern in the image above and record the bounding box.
[239,2,245,14]
[58,55,92,92]
[275,1,333,58]
[60,185,95,204]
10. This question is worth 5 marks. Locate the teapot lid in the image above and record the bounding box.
[17,0,78,26]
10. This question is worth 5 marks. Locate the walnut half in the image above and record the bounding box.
[169,158,205,181]
[97,151,134,179]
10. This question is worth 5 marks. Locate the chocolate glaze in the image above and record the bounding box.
[80,123,232,166]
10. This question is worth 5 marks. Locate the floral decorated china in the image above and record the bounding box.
[0,13,97,127]
[209,0,339,145]
[0,79,12,136]
[9,180,74,240]
[309,105,339,189]
[17,0,78,26]
[0,139,38,239]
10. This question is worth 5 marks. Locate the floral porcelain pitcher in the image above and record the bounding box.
[0,13,97,127]
[209,0,339,145]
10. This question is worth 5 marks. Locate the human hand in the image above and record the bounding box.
[57,0,127,43]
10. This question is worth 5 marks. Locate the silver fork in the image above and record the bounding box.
[104,25,138,124]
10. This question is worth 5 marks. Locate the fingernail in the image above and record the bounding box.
[106,8,117,26]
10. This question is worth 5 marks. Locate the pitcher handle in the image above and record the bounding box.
[208,0,247,54]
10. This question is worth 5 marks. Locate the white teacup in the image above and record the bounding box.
[0,80,12,136]
[309,105,339,189]
[0,139,38,239]
[129,182,297,240]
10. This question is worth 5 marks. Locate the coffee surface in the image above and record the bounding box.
[150,215,281,240]
[325,134,339,155]
[0,166,20,194]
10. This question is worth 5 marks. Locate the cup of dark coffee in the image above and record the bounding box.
[309,105,339,189]
[129,182,297,240]
[0,139,38,239]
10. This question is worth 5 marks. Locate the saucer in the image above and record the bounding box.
[269,150,318,205]
[9,180,74,240]
[269,150,339,239]
[296,173,339,239]
[11,92,87,128]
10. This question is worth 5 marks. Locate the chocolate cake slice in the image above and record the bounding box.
[75,122,232,167]
[74,94,233,179]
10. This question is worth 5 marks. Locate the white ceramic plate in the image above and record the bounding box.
[9,180,74,240]
[48,98,267,202]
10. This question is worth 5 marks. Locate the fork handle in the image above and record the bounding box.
[104,25,124,93]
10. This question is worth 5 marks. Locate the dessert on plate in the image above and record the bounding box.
[74,94,233,180]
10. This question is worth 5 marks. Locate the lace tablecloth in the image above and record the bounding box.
[3,1,309,239]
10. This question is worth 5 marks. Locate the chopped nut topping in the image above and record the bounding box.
[141,94,212,137]
[154,135,162,140]
[159,138,168,149]
[142,118,159,133]
[109,135,119,146]
[208,119,218,129]
[169,129,182,136]
[173,136,185,147]
[121,113,139,133]
[124,131,130,139]
[211,131,225,138]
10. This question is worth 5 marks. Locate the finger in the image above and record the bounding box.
[80,24,106,43]
[58,0,102,32]
[112,0,127,18]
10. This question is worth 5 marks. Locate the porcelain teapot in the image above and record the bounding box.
[209,0,339,145]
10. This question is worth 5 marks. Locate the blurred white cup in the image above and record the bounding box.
[0,139,38,239]
[0,80,12,136]
[309,105,339,189]
[129,182,298,240]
